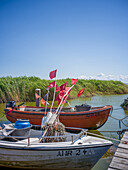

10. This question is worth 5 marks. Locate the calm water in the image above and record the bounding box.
[0,94,128,170]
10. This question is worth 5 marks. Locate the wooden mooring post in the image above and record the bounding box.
[108,131,128,170]
[35,89,41,107]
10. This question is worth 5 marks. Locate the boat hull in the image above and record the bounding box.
[0,142,112,169]
[5,105,112,130]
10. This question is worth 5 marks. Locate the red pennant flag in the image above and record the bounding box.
[55,84,60,92]
[49,69,57,79]
[77,88,85,97]
[71,78,78,85]
[48,81,56,89]
[62,87,71,104]
[60,81,68,92]
[41,98,46,105]
[65,87,71,95]
[55,91,64,105]
[35,93,40,99]
[62,95,68,105]
[55,87,71,105]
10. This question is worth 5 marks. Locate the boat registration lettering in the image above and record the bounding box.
[57,149,95,157]
[86,112,100,118]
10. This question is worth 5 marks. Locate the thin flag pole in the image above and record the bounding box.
[50,79,56,112]
[45,89,49,115]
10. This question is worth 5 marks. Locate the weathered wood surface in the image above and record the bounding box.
[108,131,128,170]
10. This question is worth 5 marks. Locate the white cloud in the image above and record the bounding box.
[79,75,86,79]
[79,73,128,83]
[97,73,105,77]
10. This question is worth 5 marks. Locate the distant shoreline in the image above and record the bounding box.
[0,76,128,103]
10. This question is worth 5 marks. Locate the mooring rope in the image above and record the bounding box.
[87,131,127,144]
[113,108,123,110]
[109,115,128,128]
[109,106,128,128]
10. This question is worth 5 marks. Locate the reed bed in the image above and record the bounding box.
[0,76,128,103]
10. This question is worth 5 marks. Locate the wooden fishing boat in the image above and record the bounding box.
[4,105,112,130]
[0,123,113,169]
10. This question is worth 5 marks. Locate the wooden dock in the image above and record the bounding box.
[108,131,128,170]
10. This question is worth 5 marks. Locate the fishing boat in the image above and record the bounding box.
[0,120,113,169]
[4,70,112,130]
[5,104,112,130]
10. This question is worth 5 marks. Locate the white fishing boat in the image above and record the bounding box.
[0,123,112,170]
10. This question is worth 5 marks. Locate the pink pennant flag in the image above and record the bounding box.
[60,81,68,92]
[41,98,46,105]
[62,87,71,104]
[71,78,78,85]
[77,88,85,97]
[55,87,71,105]
[55,84,60,92]
[65,87,71,95]
[49,69,57,79]
[48,81,56,89]
[35,93,40,99]
[55,91,64,105]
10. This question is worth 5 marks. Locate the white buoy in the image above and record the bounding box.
[48,114,57,125]
[45,112,53,125]
[41,112,53,128]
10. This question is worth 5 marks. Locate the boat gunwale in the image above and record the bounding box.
[5,105,112,116]
[0,143,113,151]
[0,137,113,151]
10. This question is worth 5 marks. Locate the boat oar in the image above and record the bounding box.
[6,103,25,115]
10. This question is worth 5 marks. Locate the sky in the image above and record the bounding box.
[0,0,128,82]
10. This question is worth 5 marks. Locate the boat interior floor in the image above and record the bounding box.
[18,106,103,112]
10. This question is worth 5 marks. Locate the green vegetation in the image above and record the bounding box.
[0,76,128,103]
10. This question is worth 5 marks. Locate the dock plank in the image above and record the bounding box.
[122,134,128,139]
[115,151,128,159]
[108,168,117,170]
[116,147,128,154]
[108,131,128,170]
[112,156,128,165]
[122,137,128,142]
[109,161,128,170]
[118,143,128,149]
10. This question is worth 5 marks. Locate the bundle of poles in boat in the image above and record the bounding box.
[38,69,80,142]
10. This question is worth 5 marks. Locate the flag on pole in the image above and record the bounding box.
[48,81,56,89]
[55,91,64,105]
[41,98,46,105]
[62,87,71,104]
[35,93,40,99]
[49,69,57,79]
[60,81,68,92]
[55,87,71,105]
[65,87,71,94]
[77,88,85,97]
[55,84,60,92]
[71,78,78,85]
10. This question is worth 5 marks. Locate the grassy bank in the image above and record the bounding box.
[0,76,128,103]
